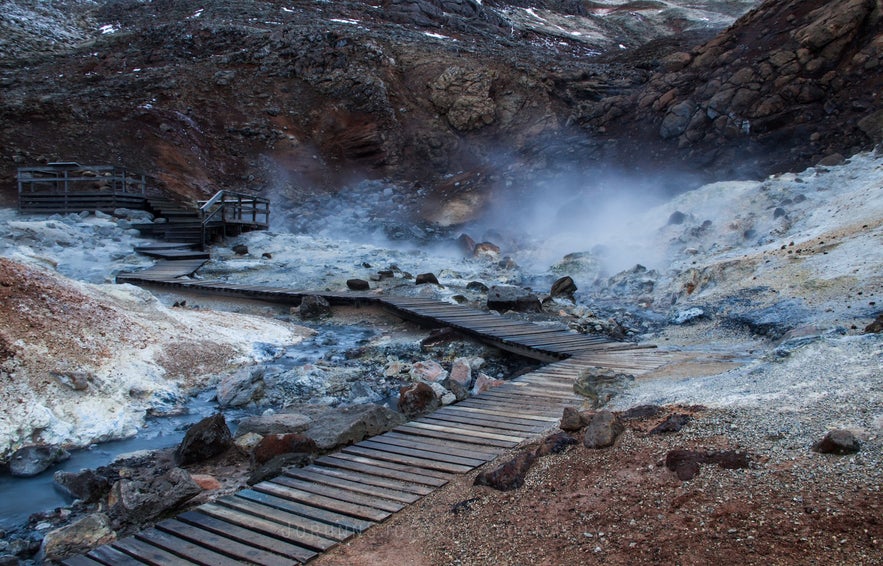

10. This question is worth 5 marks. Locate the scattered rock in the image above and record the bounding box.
[39,513,115,562]
[812,429,861,455]
[559,406,585,432]
[665,449,750,480]
[174,414,233,466]
[466,281,489,293]
[473,242,501,259]
[474,451,536,491]
[535,431,578,457]
[550,276,577,300]
[671,307,707,325]
[650,414,692,434]
[9,444,70,477]
[346,278,370,291]
[235,413,311,437]
[252,433,318,465]
[232,244,249,255]
[582,410,625,449]
[619,405,663,421]
[190,474,222,490]
[108,467,201,525]
[864,313,883,333]
[398,382,440,418]
[487,285,541,313]
[54,469,110,503]
[441,376,470,402]
[448,357,473,386]
[216,366,265,407]
[299,295,331,320]
[409,360,448,383]
[471,373,504,396]
[430,381,457,405]
[415,272,440,285]
[573,367,635,408]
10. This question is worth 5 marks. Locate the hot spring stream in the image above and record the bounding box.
[0,323,376,531]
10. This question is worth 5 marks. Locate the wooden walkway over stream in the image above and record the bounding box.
[62,265,667,565]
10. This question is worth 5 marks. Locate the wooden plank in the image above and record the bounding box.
[270,475,406,513]
[283,468,423,504]
[205,499,342,550]
[365,433,501,461]
[301,463,435,495]
[356,439,491,467]
[233,490,372,535]
[60,555,106,566]
[418,412,547,434]
[392,423,518,449]
[314,454,450,486]
[440,404,560,423]
[418,411,548,433]
[381,430,506,458]
[406,419,526,443]
[156,519,296,566]
[252,481,391,523]
[178,510,317,563]
[112,536,202,566]
[87,545,151,566]
[135,528,246,566]
[342,445,475,474]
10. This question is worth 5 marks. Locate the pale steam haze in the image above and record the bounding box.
[465,168,695,275]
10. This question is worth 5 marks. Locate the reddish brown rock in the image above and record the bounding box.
[582,410,624,449]
[535,432,578,457]
[174,414,233,465]
[252,433,318,465]
[471,373,504,396]
[812,429,861,455]
[474,451,536,491]
[559,406,584,432]
[398,382,440,418]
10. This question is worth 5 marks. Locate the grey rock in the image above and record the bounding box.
[812,429,861,455]
[9,445,70,477]
[550,276,577,299]
[573,367,634,408]
[109,467,200,525]
[235,413,311,437]
[582,410,624,449]
[217,366,265,407]
[671,307,707,325]
[39,513,115,563]
[487,285,541,313]
[299,295,331,320]
[54,469,110,503]
[415,272,440,285]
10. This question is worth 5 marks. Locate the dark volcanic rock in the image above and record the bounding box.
[39,513,115,563]
[650,413,692,434]
[347,279,371,291]
[487,285,542,313]
[9,444,70,477]
[415,272,440,285]
[620,404,664,421]
[299,294,332,320]
[865,313,883,333]
[109,467,201,525]
[535,431,578,457]
[398,382,441,418]
[559,406,586,432]
[573,367,635,408]
[723,299,811,339]
[550,276,578,299]
[665,449,750,480]
[235,412,311,437]
[247,453,313,485]
[474,451,536,491]
[252,433,318,465]
[174,414,233,466]
[54,469,110,503]
[582,410,625,449]
[812,429,861,455]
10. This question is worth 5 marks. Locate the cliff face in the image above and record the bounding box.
[0,0,880,206]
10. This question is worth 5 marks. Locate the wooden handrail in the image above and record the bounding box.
[199,190,270,248]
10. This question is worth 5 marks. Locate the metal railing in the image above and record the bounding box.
[199,190,270,248]
[17,163,148,213]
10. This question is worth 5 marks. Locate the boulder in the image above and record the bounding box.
[299,295,331,320]
[54,469,110,503]
[39,513,115,563]
[474,451,536,491]
[573,367,635,408]
[448,357,473,386]
[9,444,70,477]
[232,244,249,255]
[108,467,201,525]
[217,366,265,407]
[550,276,577,299]
[487,285,542,313]
[174,414,233,466]
[466,281,489,293]
[346,279,370,291]
[235,413,311,437]
[252,433,318,465]
[302,404,406,451]
[812,429,861,455]
[582,410,624,449]
[409,360,448,382]
[398,382,440,418]
[415,272,440,285]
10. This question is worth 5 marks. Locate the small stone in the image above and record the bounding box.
[582,410,624,449]
[812,429,861,455]
[559,406,584,432]
[190,474,222,490]
[232,244,249,255]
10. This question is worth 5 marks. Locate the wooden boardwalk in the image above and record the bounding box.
[65,268,668,565]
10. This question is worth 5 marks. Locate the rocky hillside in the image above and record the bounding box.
[1,0,880,210]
